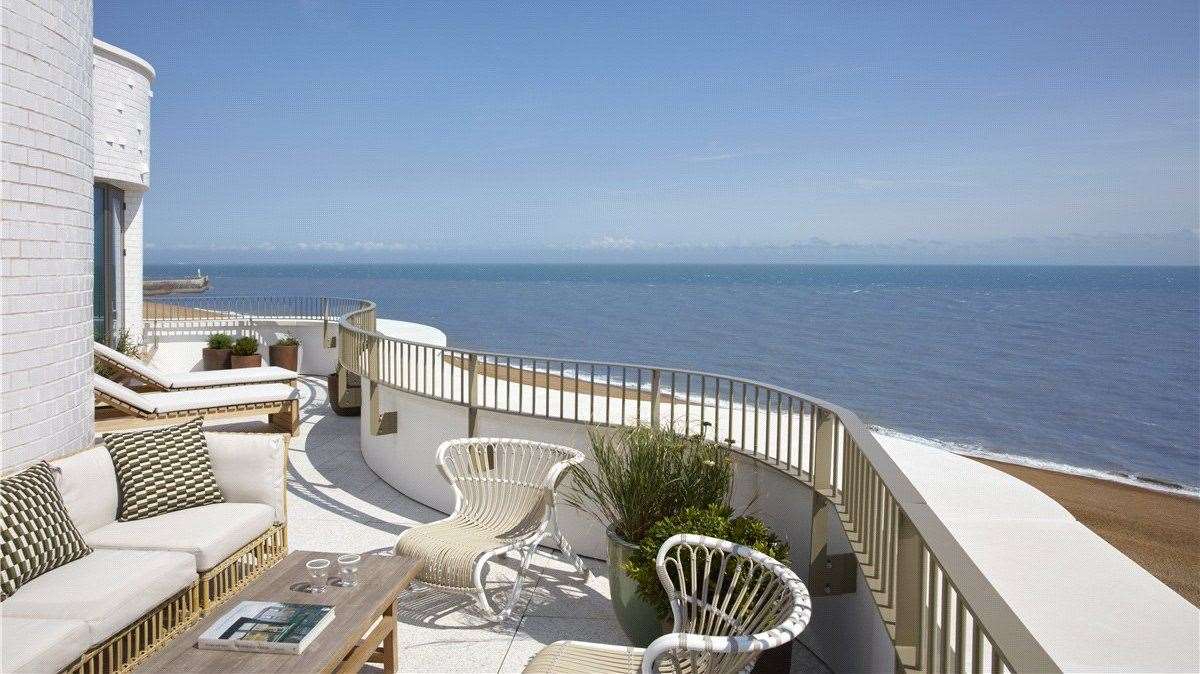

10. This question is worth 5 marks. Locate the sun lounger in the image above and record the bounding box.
[94,375,300,433]
[95,342,298,391]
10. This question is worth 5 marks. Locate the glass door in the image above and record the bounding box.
[93,183,124,340]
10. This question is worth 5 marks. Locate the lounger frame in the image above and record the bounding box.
[93,387,300,433]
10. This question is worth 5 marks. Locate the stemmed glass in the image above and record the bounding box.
[306,558,331,594]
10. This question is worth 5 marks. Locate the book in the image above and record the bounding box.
[197,601,335,655]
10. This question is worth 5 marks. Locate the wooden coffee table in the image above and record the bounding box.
[138,550,421,673]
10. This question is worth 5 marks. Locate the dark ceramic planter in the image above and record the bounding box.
[201,348,231,370]
[269,344,300,372]
[230,354,262,368]
[607,529,664,648]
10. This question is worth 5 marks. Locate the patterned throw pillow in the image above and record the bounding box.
[1,462,93,599]
[103,417,225,521]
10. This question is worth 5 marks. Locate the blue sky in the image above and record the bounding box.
[96,1,1198,264]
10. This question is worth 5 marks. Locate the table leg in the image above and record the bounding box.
[382,601,397,674]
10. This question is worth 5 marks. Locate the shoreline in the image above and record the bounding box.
[971,456,1200,606]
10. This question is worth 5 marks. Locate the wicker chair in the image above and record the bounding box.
[523,534,812,674]
[393,438,588,617]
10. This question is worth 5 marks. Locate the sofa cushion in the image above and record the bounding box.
[84,502,274,572]
[1,548,196,646]
[0,617,89,674]
[1,463,93,599]
[206,432,287,523]
[102,417,224,521]
[50,446,118,534]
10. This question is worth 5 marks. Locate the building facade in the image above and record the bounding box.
[1,0,151,467]
[92,39,153,343]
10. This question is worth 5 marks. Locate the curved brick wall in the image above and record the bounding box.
[1,0,95,468]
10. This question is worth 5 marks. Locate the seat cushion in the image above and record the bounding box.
[140,383,299,414]
[1,462,93,599]
[0,617,89,674]
[167,366,297,389]
[84,502,274,571]
[102,417,224,521]
[1,548,197,646]
[523,640,646,674]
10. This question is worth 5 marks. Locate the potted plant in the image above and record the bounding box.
[269,334,300,372]
[202,333,233,370]
[230,336,261,368]
[564,425,734,646]
[95,328,145,383]
[623,503,792,673]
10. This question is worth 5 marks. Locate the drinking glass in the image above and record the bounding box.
[336,554,361,587]
[306,558,331,594]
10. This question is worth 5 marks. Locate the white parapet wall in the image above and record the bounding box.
[1,0,96,469]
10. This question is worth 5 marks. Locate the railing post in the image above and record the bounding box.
[467,354,479,437]
[321,298,331,347]
[649,368,661,428]
[367,334,379,382]
[894,513,924,673]
[812,406,834,494]
[809,407,855,596]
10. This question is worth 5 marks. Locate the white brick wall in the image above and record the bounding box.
[1,0,96,468]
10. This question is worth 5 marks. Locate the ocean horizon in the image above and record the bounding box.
[147,263,1200,494]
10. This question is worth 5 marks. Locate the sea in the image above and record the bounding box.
[146,263,1200,494]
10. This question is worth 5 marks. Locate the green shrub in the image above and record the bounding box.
[207,333,234,350]
[95,328,144,379]
[623,504,789,620]
[274,333,300,347]
[232,336,259,356]
[563,425,734,544]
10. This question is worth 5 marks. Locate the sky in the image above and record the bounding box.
[95,1,1199,264]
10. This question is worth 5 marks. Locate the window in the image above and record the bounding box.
[93,183,124,339]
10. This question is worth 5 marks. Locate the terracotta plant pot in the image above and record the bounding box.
[269,344,300,372]
[230,354,262,368]
[201,348,231,370]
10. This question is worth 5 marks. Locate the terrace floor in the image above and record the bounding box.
[211,377,830,673]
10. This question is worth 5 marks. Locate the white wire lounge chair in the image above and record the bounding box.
[393,437,589,617]
[95,342,298,391]
[93,375,301,433]
[523,533,812,674]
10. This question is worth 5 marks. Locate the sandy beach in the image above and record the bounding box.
[974,458,1200,606]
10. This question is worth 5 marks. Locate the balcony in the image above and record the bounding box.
[140,296,1200,673]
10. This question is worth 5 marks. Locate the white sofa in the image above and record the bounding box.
[1,432,288,674]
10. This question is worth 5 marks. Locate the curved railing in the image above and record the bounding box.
[333,300,1056,674]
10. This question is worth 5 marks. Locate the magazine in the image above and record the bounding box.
[198,601,335,655]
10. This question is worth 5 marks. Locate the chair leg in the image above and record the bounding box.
[501,545,537,618]
[472,554,497,615]
[549,508,590,578]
